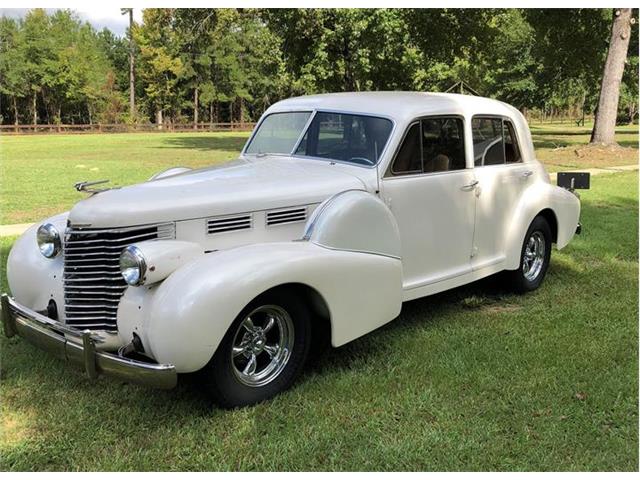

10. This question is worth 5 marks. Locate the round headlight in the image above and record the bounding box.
[119,245,147,286]
[36,223,62,258]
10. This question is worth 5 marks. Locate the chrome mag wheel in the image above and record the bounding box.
[523,231,546,282]
[230,305,294,387]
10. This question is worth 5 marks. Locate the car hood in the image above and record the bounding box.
[68,156,368,228]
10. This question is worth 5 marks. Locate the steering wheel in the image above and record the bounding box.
[348,157,375,166]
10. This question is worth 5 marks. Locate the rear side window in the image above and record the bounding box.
[472,118,504,166]
[391,117,465,175]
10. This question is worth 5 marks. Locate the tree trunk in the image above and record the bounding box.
[629,102,637,125]
[156,109,163,130]
[590,8,633,145]
[12,96,18,126]
[128,9,136,119]
[194,87,199,130]
[236,97,244,124]
[32,91,37,125]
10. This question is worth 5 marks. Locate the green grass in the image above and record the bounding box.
[0,132,248,224]
[0,123,637,224]
[529,122,638,173]
[0,170,637,471]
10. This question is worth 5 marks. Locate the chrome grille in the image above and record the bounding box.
[63,223,175,331]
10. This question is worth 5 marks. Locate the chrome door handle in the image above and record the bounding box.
[522,170,533,178]
[462,180,479,189]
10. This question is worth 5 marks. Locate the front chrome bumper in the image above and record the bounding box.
[1,294,177,389]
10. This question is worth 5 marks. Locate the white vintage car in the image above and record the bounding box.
[2,92,582,407]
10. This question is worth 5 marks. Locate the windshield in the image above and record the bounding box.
[245,111,393,167]
[245,111,312,155]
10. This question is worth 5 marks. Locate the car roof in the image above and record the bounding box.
[265,91,522,123]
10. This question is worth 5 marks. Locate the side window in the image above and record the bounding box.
[390,117,466,175]
[503,120,522,163]
[391,123,422,175]
[472,117,504,166]
[422,118,465,172]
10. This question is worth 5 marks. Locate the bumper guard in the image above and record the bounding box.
[1,294,177,389]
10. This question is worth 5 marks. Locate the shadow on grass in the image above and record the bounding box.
[530,126,638,136]
[533,137,639,150]
[532,138,572,149]
[310,273,514,375]
[158,134,250,152]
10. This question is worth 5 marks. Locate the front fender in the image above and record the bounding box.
[123,241,402,373]
[504,182,580,269]
[6,212,68,313]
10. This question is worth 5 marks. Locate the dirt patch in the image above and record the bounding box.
[0,409,36,448]
[573,144,637,159]
[538,145,638,172]
[460,295,521,314]
[481,304,522,315]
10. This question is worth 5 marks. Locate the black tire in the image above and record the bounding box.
[505,215,552,293]
[202,289,311,408]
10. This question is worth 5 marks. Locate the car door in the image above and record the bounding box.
[381,117,476,292]
[470,116,532,271]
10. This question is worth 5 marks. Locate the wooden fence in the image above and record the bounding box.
[0,122,256,135]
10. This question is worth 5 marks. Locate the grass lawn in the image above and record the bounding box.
[0,167,637,470]
[530,122,638,173]
[0,132,248,224]
[0,123,637,224]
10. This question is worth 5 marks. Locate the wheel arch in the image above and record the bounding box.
[505,182,578,269]
[537,208,558,243]
[251,282,332,352]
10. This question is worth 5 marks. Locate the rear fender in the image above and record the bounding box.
[505,182,580,269]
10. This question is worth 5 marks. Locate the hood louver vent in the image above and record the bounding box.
[266,207,307,227]
[207,214,252,234]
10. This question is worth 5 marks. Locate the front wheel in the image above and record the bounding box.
[505,215,552,293]
[202,289,311,408]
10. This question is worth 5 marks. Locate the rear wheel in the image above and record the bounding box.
[505,216,552,293]
[203,289,311,408]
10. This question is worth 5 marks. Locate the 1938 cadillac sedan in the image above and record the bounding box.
[2,92,582,407]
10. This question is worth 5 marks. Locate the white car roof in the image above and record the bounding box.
[265,91,522,124]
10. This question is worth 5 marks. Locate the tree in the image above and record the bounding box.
[525,9,612,120]
[135,9,184,126]
[487,10,541,110]
[263,9,422,94]
[121,8,136,119]
[0,17,28,124]
[591,8,634,144]
[173,8,218,127]
[21,9,52,124]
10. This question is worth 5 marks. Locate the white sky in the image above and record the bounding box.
[1,1,633,38]
[0,8,144,37]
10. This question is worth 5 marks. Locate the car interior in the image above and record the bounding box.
[296,113,393,166]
